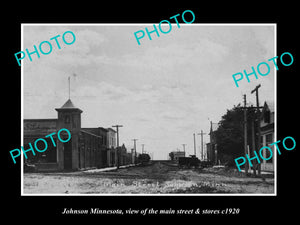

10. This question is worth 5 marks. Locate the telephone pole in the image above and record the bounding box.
[198,130,206,160]
[112,125,123,169]
[251,84,262,175]
[251,115,257,176]
[141,144,145,154]
[243,94,249,175]
[68,76,71,99]
[132,139,138,165]
[182,144,186,154]
[193,133,196,156]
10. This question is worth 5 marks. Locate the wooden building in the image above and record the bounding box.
[260,101,275,172]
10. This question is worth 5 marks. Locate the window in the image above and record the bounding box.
[264,110,271,123]
[65,115,70,123]
[24,138,57,163]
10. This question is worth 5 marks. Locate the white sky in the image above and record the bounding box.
[22,24,275,160]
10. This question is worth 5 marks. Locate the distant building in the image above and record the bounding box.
[24,98,132,171]
[106,128,117,167]
[169,151,185,161]
[207,121,219,164]
[118,143,130,166]
[260,101,275,172]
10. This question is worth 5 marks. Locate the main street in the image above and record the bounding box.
[23,161,274,194]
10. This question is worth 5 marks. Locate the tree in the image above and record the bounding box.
[215,104,256,166]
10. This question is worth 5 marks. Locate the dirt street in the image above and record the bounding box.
[23,161,274,194]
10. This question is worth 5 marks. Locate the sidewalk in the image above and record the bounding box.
[240,169,274,175]
[83,164,136,173]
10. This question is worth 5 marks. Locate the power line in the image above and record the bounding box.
[132,139,138,165]
[182,144,186,153]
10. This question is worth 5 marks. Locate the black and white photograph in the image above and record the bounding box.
[4,4,299,221]
[21,24,276,195]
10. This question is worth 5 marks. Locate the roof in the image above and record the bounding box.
[98,127,108,132]
[61,99,76,108]
[80,130,102,138]
[264,101,274,113]
[107,127,116,133]
[24,118,57,122]
[55,99,83,112]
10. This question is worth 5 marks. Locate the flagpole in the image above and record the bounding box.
[68,76,70,99]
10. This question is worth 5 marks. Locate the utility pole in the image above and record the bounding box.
[68,76,71,99]
[182,144,186,154]
[132,139,138,165]
[251,115,257,176]
[243,94,249,175]
[141,144,145,154]
[203,142,206,161]
[112,125,123,169]
[251,84,262,175]
[193,133,197,156]
[198,130,206,160]
[240,100,263,175]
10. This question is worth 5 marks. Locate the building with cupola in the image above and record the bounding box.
[24,98,132,171]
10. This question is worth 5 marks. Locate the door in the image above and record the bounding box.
[102,150,107,167]
[64,141,72,170]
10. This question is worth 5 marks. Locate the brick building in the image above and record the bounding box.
[24,98,132,171]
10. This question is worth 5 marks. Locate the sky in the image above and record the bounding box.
[22,24,275,160]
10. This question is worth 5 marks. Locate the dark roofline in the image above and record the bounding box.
[55,99,83,113]
[99,127,109,132]
[81,127,109,132]
[80,130,102,138]
[55,107,83,113]
[24,118,57,121]
[107,128,116,132]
